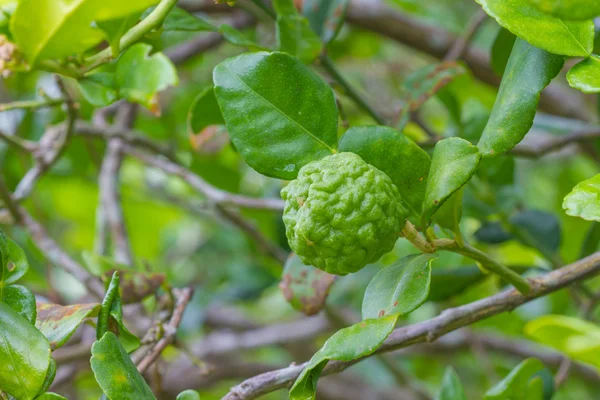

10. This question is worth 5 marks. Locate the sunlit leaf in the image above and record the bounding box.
[567,54,600,94]
[2,284,36,323]
[0,229,29,285]
[527,0,600,20]
[563,173,600,222]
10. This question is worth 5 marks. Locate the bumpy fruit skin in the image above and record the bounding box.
[281,152,408,275]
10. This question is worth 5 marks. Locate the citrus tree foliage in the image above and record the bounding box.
[0,0,600,399]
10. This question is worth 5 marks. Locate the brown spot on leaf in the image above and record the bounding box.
[393,301,399,307]
[6,261,14,272]
[378,310,385,317]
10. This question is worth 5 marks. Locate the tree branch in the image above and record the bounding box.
[223,250,600,399]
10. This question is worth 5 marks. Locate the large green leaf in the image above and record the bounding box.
[563,173,600,222]
[274,0,322,63]
[2,284,36,323]
[214,51,338,179]
[0,302,51,400]
[302,0,348,44]
[115,43,178,113]
[525,315,600,369]
[36,394,67,400]
[567,54,600,93]
[289,314,399,400]
[38,358,57,397]
[0,229,29,285]
[474,0,594,57]
[36,303,99,350]
[527,0,600,20]
[11,0,159,64]
[338,125,431,223]
[422,138,481,226]
[91,332,156,400]
[280,254,336,316]
[477,39,564,157]
[362,254,436,320]
[436,367,467,400]
[484,358,547,400]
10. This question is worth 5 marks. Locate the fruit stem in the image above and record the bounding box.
[401,221,435,253]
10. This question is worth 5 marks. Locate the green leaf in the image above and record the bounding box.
[477,39,564,157]
[214,51,338,179]
[525,315,600,369]
[36,303,99,350]
[218,24,266,51]
[474,222,513,244]
[0,229,29,285]
[77,73,118,107]
[11,0,159,64]
[396,62,466,128]
[0,302,51,400]
[302,0,348,44]
[510,209,561,253]
[338,125,431,223]
[91,332,156,400]
[434,188,464,233]
[275,12,322,63]
[115,43,178,114]
[422,138,481,226]
[527,0,600,20]
[474,0,594,57]
[38,358,57,397]
[2,284,36,323]
[162,7,216,31]
[436,367,466,400]
[289,314,399,400]
[580,222,600,258]
[567,54,600,93]
[484,358,547,400]
[428,266,486,302]
[187,86,225,136]
[176,390,201,400]
[280,254,336,316]
[491,28,516,76]
[362,254,436,320]
[563,173,600,222]
[35,394,67,400]
[98,271,121,340]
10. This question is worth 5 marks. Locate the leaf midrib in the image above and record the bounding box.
[220,64,336,154]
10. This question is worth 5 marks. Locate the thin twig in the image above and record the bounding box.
[137,287,194,374]
[222,251,600,399]
[443,10,487,62]
[0,98,65,112]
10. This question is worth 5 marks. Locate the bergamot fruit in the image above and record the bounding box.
[281,152,408,275]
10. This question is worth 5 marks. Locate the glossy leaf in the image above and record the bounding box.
[567,54,600,93]
[339,126,431,223]
[478,39,564,157]
[289,314,399,400]
[77,73,118,107]
[187,86,225,136]
[527,0,600,20]
[36,302,99,350]
[397,62,466,128]
[38,358,57,397]
[428,266,486,302]
[563,173,600,222]
[436,367,466,400]
[0,302,51,400]
[2,284,36,323]
[176,390,201,400]
[214,51,338,179]
[484,358,547,400]
[474,0,594,57]
[162,7,216,31]
[115,43,178,113]
[362,254,436,320]
[98,271,120,340]
[101,272,141,352]
[11,0,159,64]
[275,0,322,63]
[91,332,156,400]
[422,138,481,226]
[0,229,29,285]
[302,0,348,44]
[280,254,336,316]
[525,315,600,369]
[491,28,516,76]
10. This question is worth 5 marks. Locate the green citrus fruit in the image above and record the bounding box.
[281,152,408,275]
